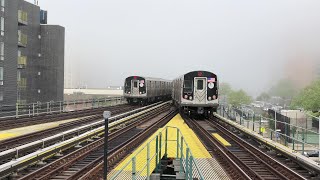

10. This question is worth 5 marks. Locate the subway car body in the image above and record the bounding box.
[172,71,219,116]
[124,76,172,105]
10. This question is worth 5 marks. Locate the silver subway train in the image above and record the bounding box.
[172,71,219,116]
[124,76,172,105]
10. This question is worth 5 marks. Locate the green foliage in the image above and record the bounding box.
[219,82,232,96]
[269,79,297,99]
[291,80,320,112]
[227,89,253,107]
[256,92,271,101]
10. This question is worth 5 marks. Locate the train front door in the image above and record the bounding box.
[131,80,139,96]
[194,77,207,104]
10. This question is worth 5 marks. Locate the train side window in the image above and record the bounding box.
[197,80,204,90]
[134,81,138,88]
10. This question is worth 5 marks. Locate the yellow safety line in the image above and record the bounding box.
[212,133,231,146]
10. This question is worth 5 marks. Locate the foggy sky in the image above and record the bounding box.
[30,0,320,96]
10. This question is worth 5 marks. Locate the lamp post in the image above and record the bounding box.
[103,111,111,180]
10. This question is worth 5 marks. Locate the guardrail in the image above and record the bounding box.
[0,97,125,119]
[109,126,204,180]
[219,105,320,163]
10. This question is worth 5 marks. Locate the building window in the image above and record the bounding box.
[0,42,3,60]
[0,17,4,36]
[0,91,3,101]
[38,53,41,57]
[0,67,3,85]
[0,0,4,12]
[38,89,41,93]
[38,71,41,75]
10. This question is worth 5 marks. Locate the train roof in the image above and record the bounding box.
[173,70,218,80]
[125,76,171,82]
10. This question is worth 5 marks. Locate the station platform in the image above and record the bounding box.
[108,114,230,180]
[214,113,320,174]
[0,116,90,141]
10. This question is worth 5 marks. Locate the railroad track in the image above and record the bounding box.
[79,108,177,180]
[18,104,175,180]
[212,116,319,179]
[0,105,136,152]
[0,103,162,167]
[0,104,132,131]
[184,115,307,180]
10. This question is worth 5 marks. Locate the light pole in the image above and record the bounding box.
[103,111,111,180]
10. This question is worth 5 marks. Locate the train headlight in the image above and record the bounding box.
[208,96,212,101]
[139,92,142,94]
[184,95,188,99]
[128,92,131,94]
[189,96,193,100]
[213,95,216,100]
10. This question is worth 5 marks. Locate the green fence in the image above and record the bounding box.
[109,126,204,180]
[219,106,320,158]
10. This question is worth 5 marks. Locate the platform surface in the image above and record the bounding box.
[109,114,230,180]
[0,116,90,141]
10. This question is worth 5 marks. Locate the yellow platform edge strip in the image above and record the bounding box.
[212,133,231,146]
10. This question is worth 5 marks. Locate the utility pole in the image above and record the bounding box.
[103,111,111,180]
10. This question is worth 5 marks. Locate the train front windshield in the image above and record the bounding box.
[184,80,193,93]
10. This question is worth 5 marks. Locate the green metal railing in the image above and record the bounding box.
[219,106,320,161]
[109,126,204,180]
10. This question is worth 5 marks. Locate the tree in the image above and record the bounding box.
[256,92,271,101]
[291,80,320,113]
[227,89,253,107]
[269,79,297,99]
[219,82,232,96]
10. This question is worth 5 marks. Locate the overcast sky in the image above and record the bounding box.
[29,0,320,96]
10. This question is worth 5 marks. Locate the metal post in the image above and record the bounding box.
[159,132,162,166]
[223,106,225,117]
[147,142,150,180]
[259,115,262,134]
[47,102,49,114]
[275,110,277,132]
[155,136,159,173]
[240,110,242,125]
[165,127,168,158]
[59,101,62,112]
[132,157,136,180]
[16,103,19,118]
[189,156,193,179]
[180,136,184,173]
[176,129,179,159]
[253,114,255,132]
[292,130,295,150]
[186,148,189,178]
[285,121,287,146]
[302,130,305,155]
[103,111,111,180]
[32,103,35,116]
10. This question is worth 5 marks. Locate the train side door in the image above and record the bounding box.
[131,80,139,95]
[194,77,207,104]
